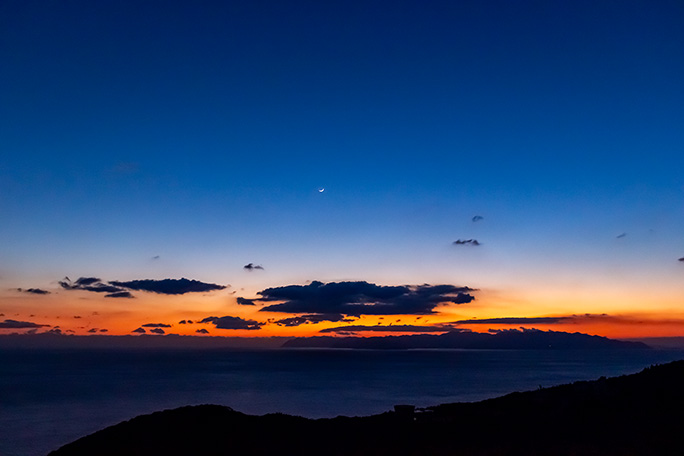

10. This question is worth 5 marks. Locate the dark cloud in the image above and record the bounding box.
[59,277,127,294]
[257,281,475,316]
[100,329,108,332]
[73,277,100,286]
[472,215,484,222]
[142,323,172,328]
[200,315,264,330]
[74,316,81,319]
[110,278,226,295]
[149,328,165,334]
[616,233,627,239]
[0,319,50,329]
[320,324,455,333]
[455,317,570,325]
[236,297,256,306]
[244,263,264,271]
[453,239,481,246]
[179,320,188,324]
[46,328,62,335]
[152,255,160,260]
[105,291,134,298]
[196,328,209,334]
[87,328,98,333]
[132,327,146,334]
[274,313,354,327]
[451,314,684,327]
[16,288,50,295]
[679,257,684,262]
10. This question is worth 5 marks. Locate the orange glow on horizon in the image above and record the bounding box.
[3,285,684,340]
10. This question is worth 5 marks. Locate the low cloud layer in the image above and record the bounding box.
[142,323,171,328]
[200,315,264,330]
[320,324,455,333]
[274,313,354,327]
[453,314,684,327]
[257,281,475,316]
[455,317,570,325]
[0,319,50,329]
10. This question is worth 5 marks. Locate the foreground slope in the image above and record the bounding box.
[50,360,684,456]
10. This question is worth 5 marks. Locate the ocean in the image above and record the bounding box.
[2,347,683,456]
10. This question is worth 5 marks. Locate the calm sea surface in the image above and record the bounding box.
[2,347,683,456]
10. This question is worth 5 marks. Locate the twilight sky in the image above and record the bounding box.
[1,0,683,339]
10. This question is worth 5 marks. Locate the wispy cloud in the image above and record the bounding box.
[0,319,50,329]
[16,288,50,295]
[454,317,570,325]
[105,291,134,298]
[59,277,124,294]
[453,239,480,246]
[320,324,455,333]
[243,263,264,271]
[453,314,684,327]
[236,297,256,306]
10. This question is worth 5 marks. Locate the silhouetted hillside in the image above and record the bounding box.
[283,328,649,350]
[50,360,684,455]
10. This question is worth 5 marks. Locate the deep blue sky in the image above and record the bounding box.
[1,0,683,336]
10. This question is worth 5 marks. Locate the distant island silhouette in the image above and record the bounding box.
[282,328,649,350]
[0,329,649,350]
[50,359,684,455]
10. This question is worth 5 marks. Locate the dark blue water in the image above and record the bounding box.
[2,347,683,456]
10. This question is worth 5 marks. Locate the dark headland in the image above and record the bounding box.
[50,359,684,456]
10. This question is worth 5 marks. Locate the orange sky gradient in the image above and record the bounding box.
[3,282,683,340]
